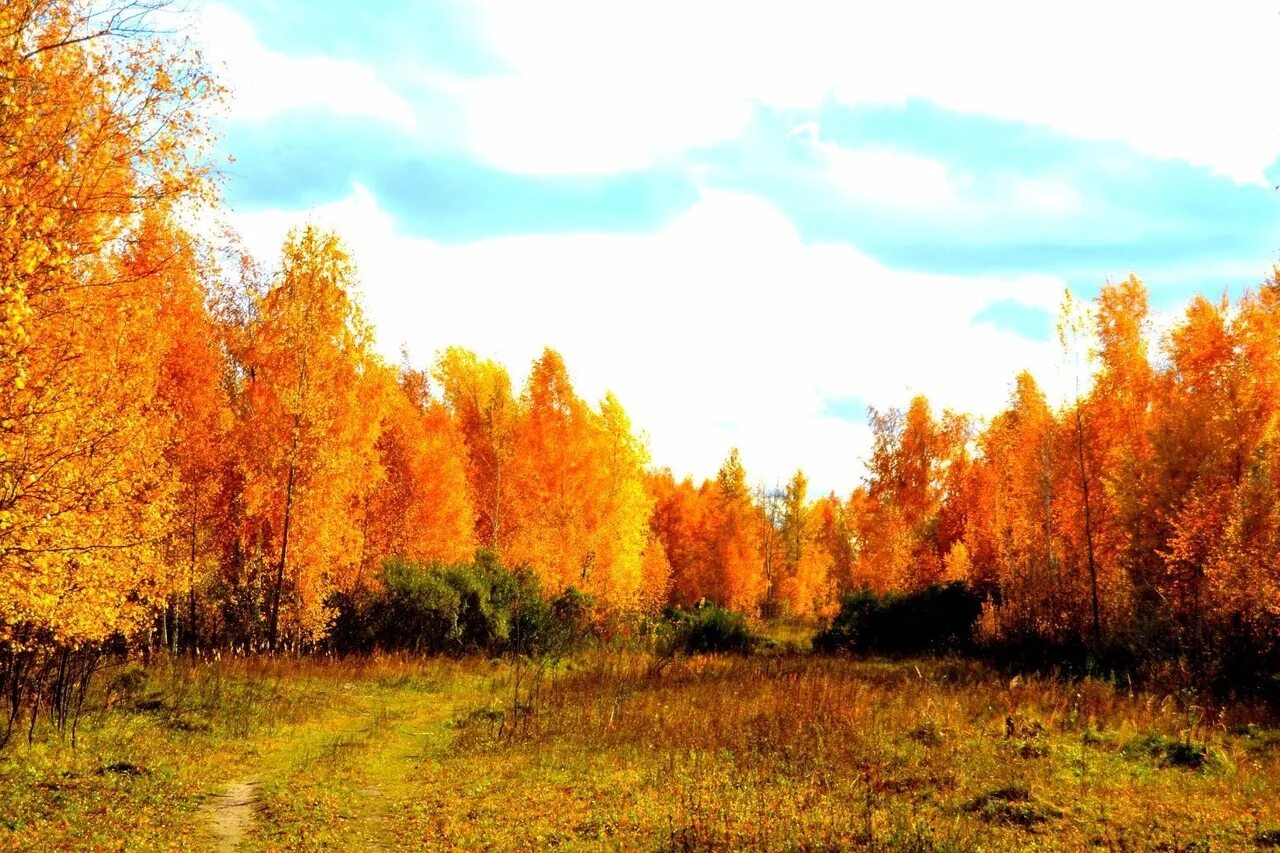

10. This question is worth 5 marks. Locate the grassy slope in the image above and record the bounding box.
[3,651,1280,851]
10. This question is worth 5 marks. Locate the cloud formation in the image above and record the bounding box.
[199,4,416,129]
[460,1,1280,183]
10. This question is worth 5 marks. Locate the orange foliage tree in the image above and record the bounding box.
[434,347,519,557]
[647,471,712,607]
[1,0,219,660]
[233,227,381,647]
[359,363,475,581]
[707,449,766,612]
[852,397,968,592]
[506,350,655,609]
[775,471,838,617]
[133,214,233,654]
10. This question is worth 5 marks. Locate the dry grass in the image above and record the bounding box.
[443,653,1280,850]
[3,650,1280,850]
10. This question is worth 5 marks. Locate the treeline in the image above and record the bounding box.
[5,204,674,655]
[829,279,1280,691]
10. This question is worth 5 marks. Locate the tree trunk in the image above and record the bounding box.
[188,488,199,659]
[165,598,177,653]
[268,455,298,651]
[1075,406,1102,646]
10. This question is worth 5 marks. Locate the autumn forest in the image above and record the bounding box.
[7,2,1280,850]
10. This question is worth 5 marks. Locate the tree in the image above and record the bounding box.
[1200,281,1280,650]
[435,347,518,556]
[648,470,713,607]
[709,449,766,612]
[857,396,966,591]
[812,493,856,602]
[1091,276,1155,622]
[586,391,655,609]
[505,350,654,609]
[755,481,786,616]
[135,213,233,654]
[774,470,836,617]
[1058,290,1102,645]
[969,372,1062,638]
[360,362,475,582]
[2,1,219,390]
[236,226,380,647]
[0,0,219,679]
[507,349,597,593]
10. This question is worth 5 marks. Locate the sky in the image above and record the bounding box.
[193,1,1280,497]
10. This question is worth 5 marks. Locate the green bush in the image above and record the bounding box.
[1122,732,1218,771]
[659,602,757,655]
[813,582,982,655]
[382,558,464,652]
[327,552,593,659]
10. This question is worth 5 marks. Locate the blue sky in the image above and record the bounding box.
[196,1,1280,495]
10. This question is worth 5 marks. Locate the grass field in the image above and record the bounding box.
[3,647,1280,851]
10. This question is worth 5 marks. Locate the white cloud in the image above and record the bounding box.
[196,4,415,129]
[820,145,961,209]
[791,126,1082,216]
[460,1,1280,184]
[229,187,1069,497]
[1007,177,1084,217]
[446,74,750,175]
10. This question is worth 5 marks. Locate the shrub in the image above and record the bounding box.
[962,784,1062,828]
[1122,732,1218,771]
[328,586,381,654]
[813,582,982,655]
[381,558,465,653]
[499,573,594,661]
[659,602,757,655]
[326,553,593,659]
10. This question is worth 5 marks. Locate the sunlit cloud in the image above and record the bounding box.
[461,1,1280,183]
[197,4,416,129]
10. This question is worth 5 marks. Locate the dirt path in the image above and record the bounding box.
[200,674,488,850]
[205,779,259,851]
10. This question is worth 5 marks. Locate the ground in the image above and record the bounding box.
[2,649,1280,851]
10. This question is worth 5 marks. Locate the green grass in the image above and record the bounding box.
[2,651,1279,850]
[0,655,490,850]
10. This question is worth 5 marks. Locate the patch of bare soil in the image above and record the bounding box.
[206,779,259,851]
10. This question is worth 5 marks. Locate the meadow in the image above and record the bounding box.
[4,640,1280,852]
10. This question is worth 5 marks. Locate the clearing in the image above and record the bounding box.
[2,653,1280,850]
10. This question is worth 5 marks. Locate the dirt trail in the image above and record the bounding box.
[198,674,484,849]
[205,779,259,851]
